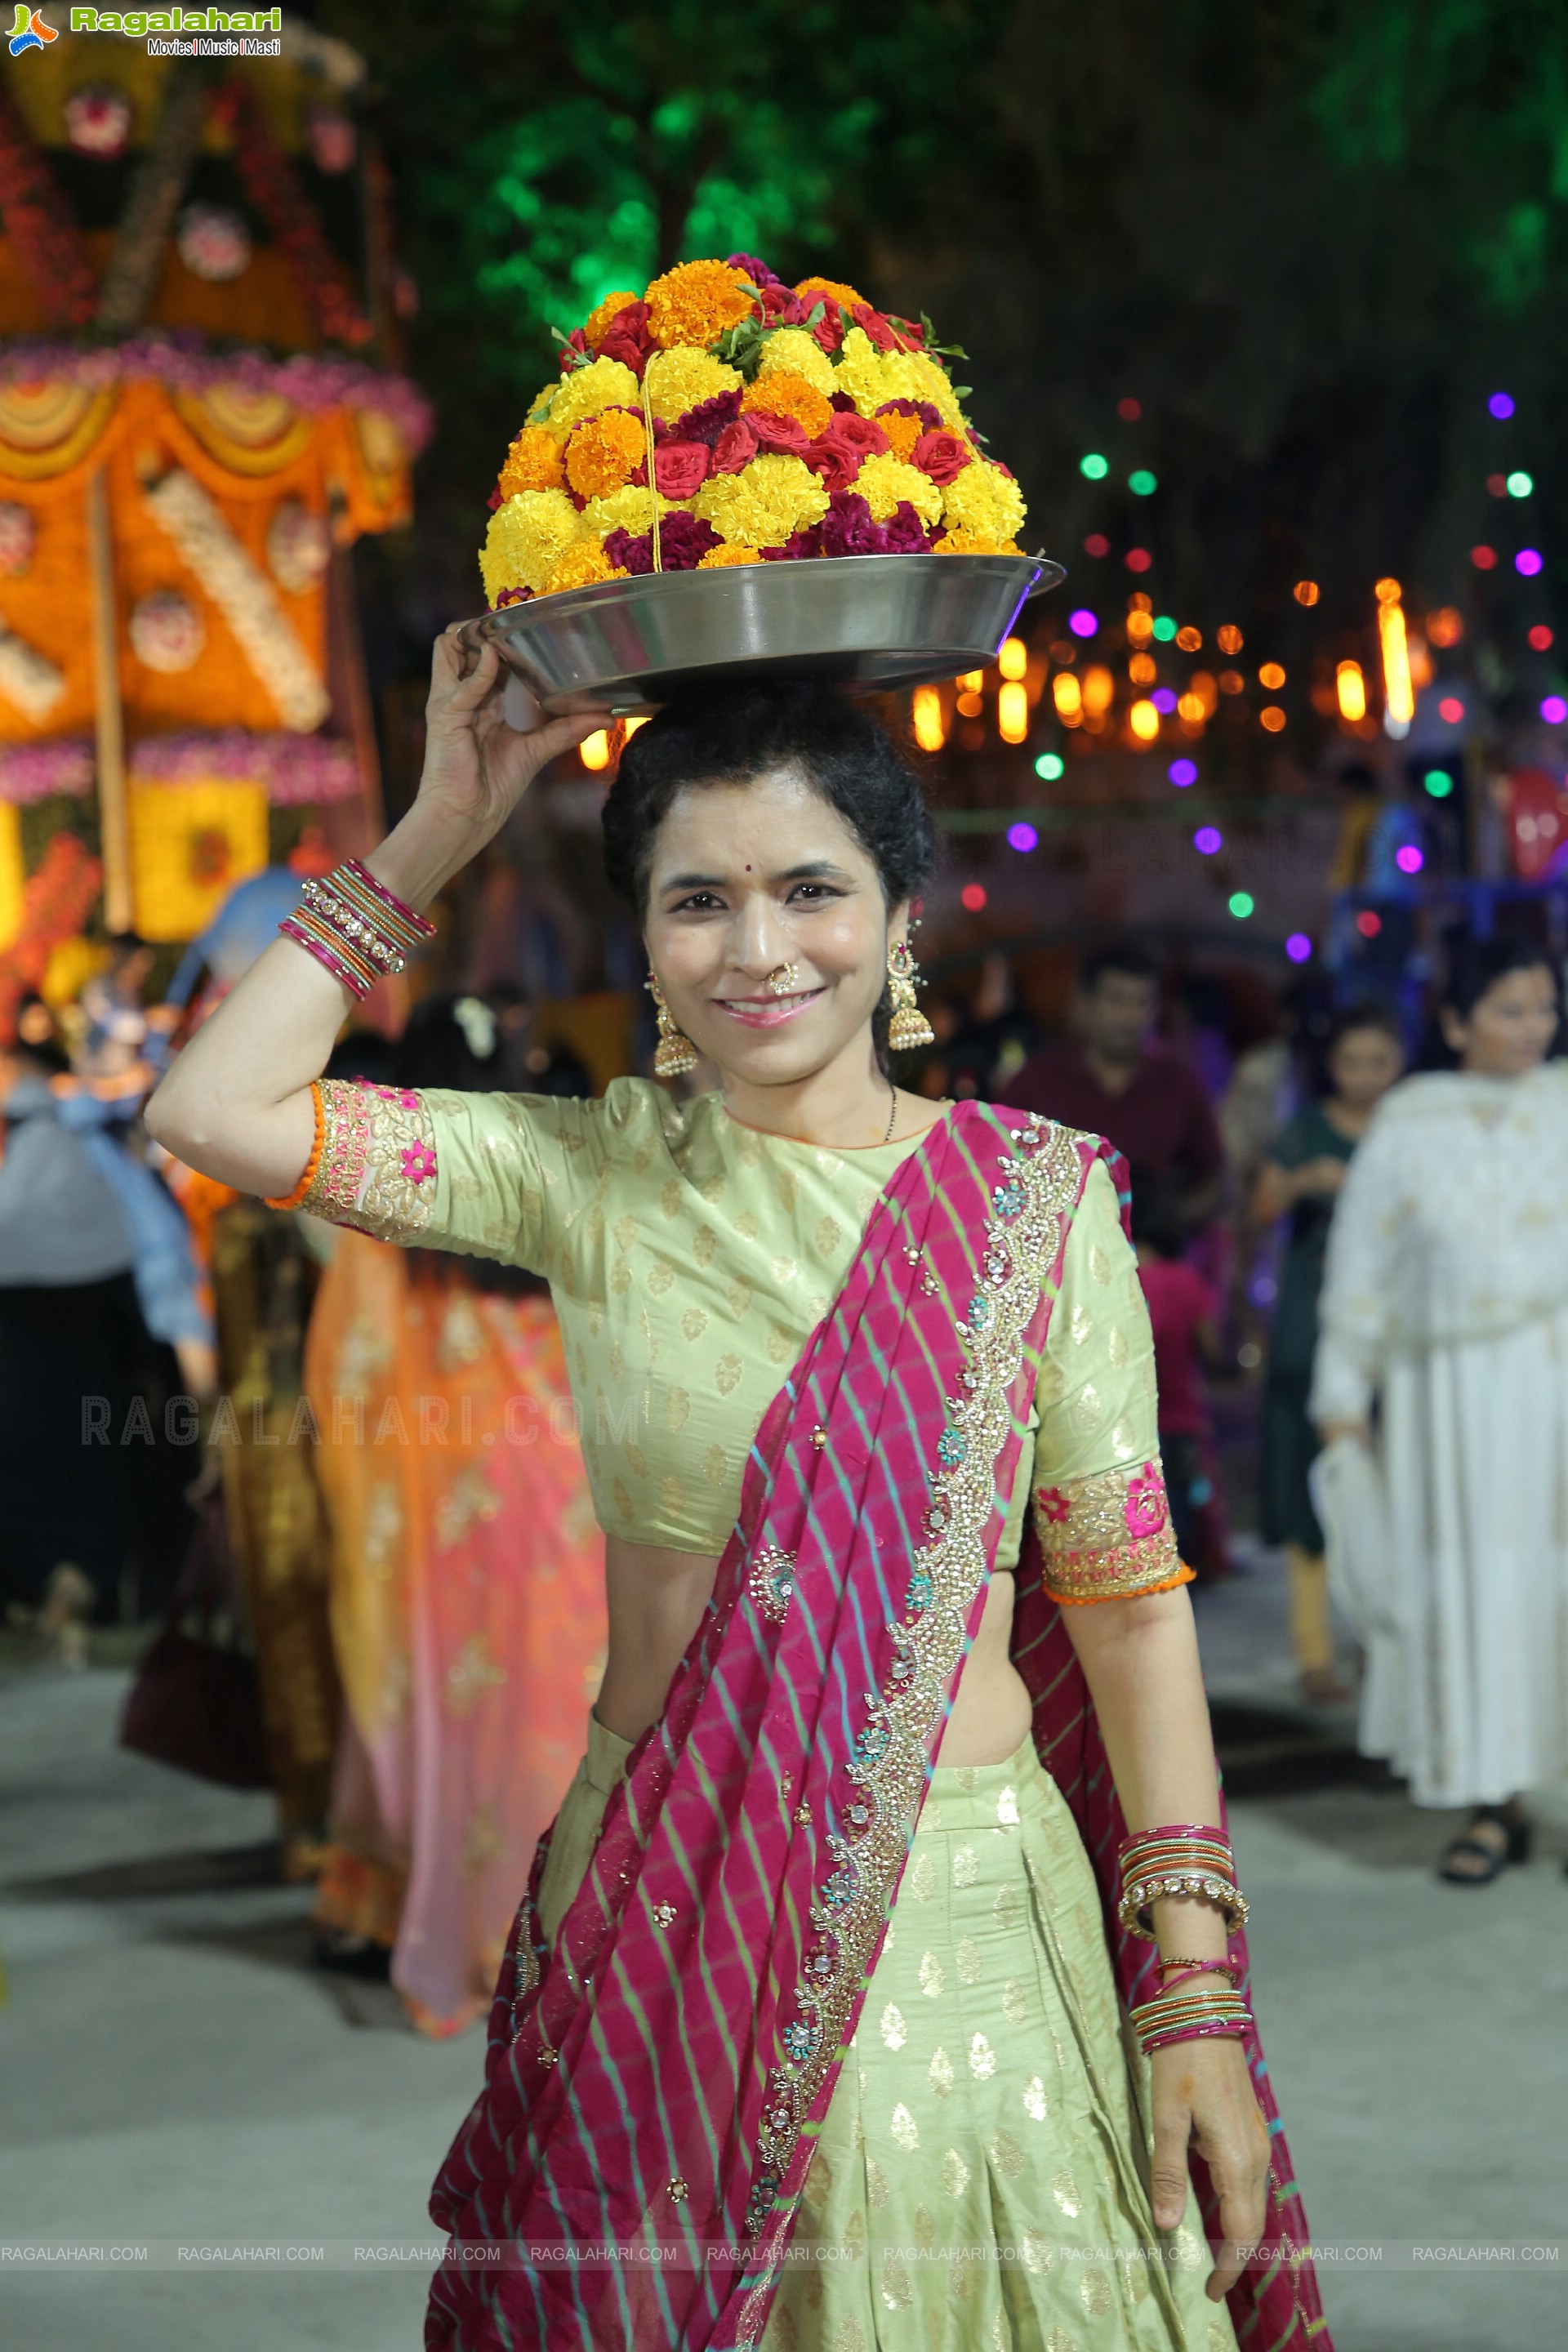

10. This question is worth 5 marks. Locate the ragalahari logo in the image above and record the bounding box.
[8,5,58,50]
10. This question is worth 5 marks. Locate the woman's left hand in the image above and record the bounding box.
[1149,2034,1271,2300]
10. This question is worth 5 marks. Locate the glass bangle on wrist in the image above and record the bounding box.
[278,858,436,1002]
[1116,1824,1250,1941]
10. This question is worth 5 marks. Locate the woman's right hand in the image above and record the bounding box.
[418,625,610,844]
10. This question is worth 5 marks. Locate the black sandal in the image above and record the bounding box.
[1437,1806,1531,1885]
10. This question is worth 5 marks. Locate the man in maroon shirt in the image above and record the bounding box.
[999,942,1224,1219]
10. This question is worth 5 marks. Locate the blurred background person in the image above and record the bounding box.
[1254,1004,1405,1704]
[301,995,606,2035]
[1312,937,1567,1881]
[1131,1179,1221,1572]
[1001,941,1225,1226]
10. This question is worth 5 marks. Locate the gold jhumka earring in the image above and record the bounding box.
[767,961,801,996]
[885,938,935,1051]
[646,971,697,1076]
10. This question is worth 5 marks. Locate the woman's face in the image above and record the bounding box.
[1441,962,1560,1076]
[1327,1024,1403,1111]
[642,766,900,1089]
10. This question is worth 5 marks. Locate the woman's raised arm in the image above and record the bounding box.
[144,630,608,1200]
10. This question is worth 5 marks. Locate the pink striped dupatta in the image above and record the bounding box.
[427,1099,1330,2351]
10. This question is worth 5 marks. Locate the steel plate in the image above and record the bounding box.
[461,550,1066,714]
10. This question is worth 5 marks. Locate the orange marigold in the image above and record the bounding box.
[585,290,641,348]
[644,260,755,350]
[741,371,834,439]
[794,274,865,310]
[564,408,648,499]
[933,527,1024,557]
[497,425,564,497]
[876,412,923,463]
[696,544,764,568]
[542,541,631,596]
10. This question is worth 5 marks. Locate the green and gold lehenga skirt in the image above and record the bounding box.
[540,1719,1238,2352]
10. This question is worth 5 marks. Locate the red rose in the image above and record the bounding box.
[850,301,898,353]
[912,429,972,487]
[748,411,813,458]
[711,419,760,474]
[597,299,653,377]
[808,412,890,494]
[653,439,711,499]
[559,328,590,373]
[810,309,845,356]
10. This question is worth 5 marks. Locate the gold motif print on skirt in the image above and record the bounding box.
[759,1736,1239,2352]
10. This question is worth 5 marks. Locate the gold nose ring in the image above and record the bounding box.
[767,962,801,996]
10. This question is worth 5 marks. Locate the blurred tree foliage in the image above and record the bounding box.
[329,0,1568,670]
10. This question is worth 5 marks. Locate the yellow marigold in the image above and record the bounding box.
[755,328,835,399]
[539,357,643,441]
[877,412,922,462]
[479,489,581,603]
[644,347,744,424]
[902,348,968,430]
[697,544,764,568]
[855,452,942,529]
[693,454,831,548]
[584,290,641,348]
[933,527,1024,557]
[833,325,906,421]
[497,425,564,498]
[541,541,631,596]
[794,274,865,310]
[577,484,693,540]
[644,259,755,350]
[741,370,834,439]
[941,460,1027,544]
[564,408,648,499]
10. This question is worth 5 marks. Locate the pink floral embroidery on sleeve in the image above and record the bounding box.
[401,1137,438,1186]
[1035,1486,1071,1525]
[1123,1463,1169,1541]
[1031,1459,1187,1603]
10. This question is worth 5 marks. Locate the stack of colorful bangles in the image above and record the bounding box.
[1116,1824,1254,2055]
[278,858,435,1000]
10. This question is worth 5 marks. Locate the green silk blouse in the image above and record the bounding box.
[296,1077,1187,1602]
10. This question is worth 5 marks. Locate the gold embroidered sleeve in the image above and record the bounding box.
[1032,1157,1191,1603]
[294,1078,601,1268]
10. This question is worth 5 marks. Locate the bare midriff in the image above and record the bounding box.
[594,1533,1035,1768]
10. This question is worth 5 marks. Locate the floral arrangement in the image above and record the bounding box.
[0,502,35,580]
[130,589,207,675]
[142,469,331,733]
[0,334,432,454]
[0,737,94,805]
[63,84,133,161]
[0,617,65,725]
[211,78,372,351]
[128,728,361,806]
[266,498,332,595]
[0,82,96,332]
[0,829,101,1044]
[479,255,1027,606]
[176,203,252,285]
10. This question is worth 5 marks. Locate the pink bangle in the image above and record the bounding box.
[279,913,376,1000]
[341,858,436,939]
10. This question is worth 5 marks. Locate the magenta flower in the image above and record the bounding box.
[400,1138,438,1187]
[1123,1464,1169,1540]
[1035,1486,1071,1525]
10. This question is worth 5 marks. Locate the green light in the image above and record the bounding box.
[1228,892,1254,920]
[1129,469,1158,495]
[1423,768,1454,799]
[1035,751,1065,780]
[1080,453,1109,480]
[1507,470,1534,498]
[1152,615,1177,641]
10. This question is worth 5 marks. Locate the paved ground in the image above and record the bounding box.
[2,1553,1566,2351]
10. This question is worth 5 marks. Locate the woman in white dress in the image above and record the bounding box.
[1311,936,1568,1881]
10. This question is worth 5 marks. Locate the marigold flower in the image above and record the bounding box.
[875,412,922,463]
[541,541,630,597]
[794,274,865,311]
[742,370,834,440]
[480,489,581,603]
[941,460,1027,543]
[854,452,942,528]
[644,348,743,424]
[577,484,693,541]
[693,453,831,548]
[497,425,564,498]
[833,325,914,421]
[697,544,764,568]
[755,328,836,399]
[933,525,1024,557]
[644,259,756,350]
[585,290,641,348]
[564,408,647,499]
[901,349,968,430]
[541,357,643,441]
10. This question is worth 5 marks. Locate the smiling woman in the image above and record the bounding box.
[142,633,1324,2352]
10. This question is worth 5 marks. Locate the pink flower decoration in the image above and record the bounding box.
[597,301,653,377]
[1124,1464,1169,1540]
[401,1138,438,1186]
[1035,1486,1071,1525]
[850,301,899,353]
[912,428,972,487]
[747,410,813,458]
[710,418,760,474]
[365,1083,421,1109]
[809,412,889,493]
[653,439,710,498]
